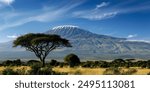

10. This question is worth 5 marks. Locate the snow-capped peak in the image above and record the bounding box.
[52,25,79,30]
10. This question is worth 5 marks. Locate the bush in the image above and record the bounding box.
[103,67,122,75]
[28,64,55,75]
[49,60,59,66]
[0,64,2,67]
[2,60,13,66]
[98,61,110,68]
[2,68,19,75]
[111,59,126,67]
[27,60,41,66]
[15,67,29,75]
[2,59,24,66]
[28,64,42,75]
[38,67,54,75]
[58,62,67,68]
[125,61,133,68]
[103,67,137,75]
[122,68,137,75]
[64,54,80,67]
[146,60,150,69]
[81,61,94,68]
[13,59,22,66]
[80,61,110,68]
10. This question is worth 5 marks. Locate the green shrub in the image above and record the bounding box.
[2,60,13,66]
[146,60,150,69]
[125,61,133,68]
[103,67,137,75]
[15,68,28,75]
[2,68,19,75]
[49,60,59,66]
[13,59,22,66]
[98,61,110,68]
[58,62,67,68]
[28,64,55,75]
[38,67,54,75]
[28,64,42,75]
[122,68,137,75]
[64,54,80,67]
[111,59,126,67]
[103,67,122,75]
[81,61,93,68]
[2,59,24,66]
[0,64,3,67]
[27,60,41,66]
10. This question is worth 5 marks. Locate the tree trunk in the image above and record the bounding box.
[42,60,45,67]
[39,57,45,67]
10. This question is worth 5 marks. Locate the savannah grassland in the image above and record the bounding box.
[0,66,150,75]
[53,67,150,75]
[0,58,150,75]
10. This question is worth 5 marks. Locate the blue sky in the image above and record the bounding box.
[0,0,150,42]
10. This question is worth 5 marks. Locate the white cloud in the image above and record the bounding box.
[73,1,118,20]
[0,0,14,5]
[7,35,18,39]
[96,2,109,9]
[126,40,150,43]
[74,1,150,21]
[90,11,117,20]
[127,34,137,38]
[0,0,15,11]
[0,1,83,31]
[74,10,118,20]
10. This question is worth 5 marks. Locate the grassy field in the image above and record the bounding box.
[53,67,150,75]
[0,66,31,75]
[0,66,149,75]
[53,67,106,75]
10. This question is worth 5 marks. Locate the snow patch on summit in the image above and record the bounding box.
[52,25,79,30]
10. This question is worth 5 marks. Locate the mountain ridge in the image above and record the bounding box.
[46,25,126,41]
[0,25,150,60]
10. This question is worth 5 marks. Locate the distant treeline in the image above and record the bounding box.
[0,58,150,69]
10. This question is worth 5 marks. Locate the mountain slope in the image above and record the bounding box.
[46,25,150,56]
[0,25,150,60]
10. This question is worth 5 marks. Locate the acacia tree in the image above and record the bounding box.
[13,33,71,67]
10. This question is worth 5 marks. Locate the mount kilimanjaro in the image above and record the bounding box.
[0,25,150,60]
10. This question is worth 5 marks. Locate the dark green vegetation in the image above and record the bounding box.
[103,68,137,75]
[0,56,150,75]
[2,68,19,75]
[0,60,67,75]
[64,53,80,67]
[13,33,71,67]
[1,58,150,69]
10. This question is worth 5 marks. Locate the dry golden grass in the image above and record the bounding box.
[0,66,31,74]
[53,67,106,75]
[122,67,150,75]
[134,68,150,75]
[12,66,31,71]
[0,66,149,75]
[0,66,5,72]
[53,67,150,75]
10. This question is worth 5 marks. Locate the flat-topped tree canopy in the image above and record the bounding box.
[13,33,72,67]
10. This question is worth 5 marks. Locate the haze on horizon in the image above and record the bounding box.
[0,0,150,43]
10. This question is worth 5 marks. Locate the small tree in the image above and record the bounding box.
[64,54,80,67]
[111,59,126,67]
[13,33,71,67]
